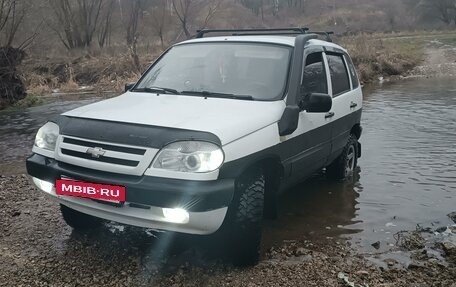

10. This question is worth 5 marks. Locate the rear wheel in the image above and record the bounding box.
[327,135,358,181]
[224,169,265,266]
[60,204,102,230]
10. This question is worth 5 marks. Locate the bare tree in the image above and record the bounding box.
[98,0,115,48]
[150,0,171,49]
[286,0,303,9]
[125,0,142,46]
[122,0,144,72]
[200,0,224,29]
[172,0,192,38]
[273,0,279,16]
[0,0,27,47]
[48,0,104,49]
[433,0,454,24]
[420,0,456,25]
[239,0,261,16]
[0,0,30,108]
[172,0,224,39]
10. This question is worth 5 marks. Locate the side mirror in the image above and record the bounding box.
[300,93,332,113]
[125,82,135,92]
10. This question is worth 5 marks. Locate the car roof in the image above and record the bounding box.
[177,36,347,52]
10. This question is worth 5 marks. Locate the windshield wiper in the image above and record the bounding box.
[181,90,254,101]
[132,86,180,95]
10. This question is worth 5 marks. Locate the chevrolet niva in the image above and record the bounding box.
[27,28,362,266]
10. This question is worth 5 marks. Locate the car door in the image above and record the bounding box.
[283,51,333,183]
[324,52,358,160]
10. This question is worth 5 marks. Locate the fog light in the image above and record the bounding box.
[32,177,54,193]
[162,208,189,224]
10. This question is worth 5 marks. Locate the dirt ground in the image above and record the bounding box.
[0,174,455,287]
[406,40,456,78]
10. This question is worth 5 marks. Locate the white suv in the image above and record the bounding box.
[27,28,362,266]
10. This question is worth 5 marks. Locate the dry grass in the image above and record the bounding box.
[21,51,158,96]
[340,33,424,83]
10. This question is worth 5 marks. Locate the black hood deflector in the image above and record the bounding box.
[51,115,221,148]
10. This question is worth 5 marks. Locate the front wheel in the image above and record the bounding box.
[60,204,102,230]
[326,135,359,181]
[223,169,265,266]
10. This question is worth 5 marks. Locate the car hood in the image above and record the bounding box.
[63,92,286,145]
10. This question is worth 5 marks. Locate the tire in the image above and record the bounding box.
[60,204,102,230]
[225,169,265,267]
[326,135,358,181]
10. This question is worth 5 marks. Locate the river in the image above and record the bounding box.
[0,77,455,262]
[263,77,456,263]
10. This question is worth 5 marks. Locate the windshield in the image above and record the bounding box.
[134,42,292,101]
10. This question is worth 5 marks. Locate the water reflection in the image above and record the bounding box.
[263,169,362,248]
[264,77,456,254]
[350,77,456,252]
[0,97,100,163]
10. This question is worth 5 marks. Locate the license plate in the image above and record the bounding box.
[55,179,126,202]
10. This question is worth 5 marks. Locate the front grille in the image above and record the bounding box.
[56,136,158,176]
[61,148,139,167]
[63,137,146,155]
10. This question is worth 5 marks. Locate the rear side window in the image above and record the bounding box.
[326,54,350,97]
[345,55,359,89]
[301,52,328,95]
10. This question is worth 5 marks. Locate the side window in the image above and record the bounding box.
[326,54,350,97]
[301,52,328,95]
[345,55,359,89]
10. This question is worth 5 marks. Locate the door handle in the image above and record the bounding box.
[350,102,358,108]
[325,112,335,119]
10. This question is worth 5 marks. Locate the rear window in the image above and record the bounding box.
[326,54,350,97]
[345,55,360,89]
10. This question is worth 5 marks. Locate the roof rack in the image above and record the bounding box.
[195,27,334,42]
[306,31,334,42]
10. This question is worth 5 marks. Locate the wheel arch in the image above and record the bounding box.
[350,123,362,139]
[223,155,283,220]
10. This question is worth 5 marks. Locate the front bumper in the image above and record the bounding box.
[26,154,234,235]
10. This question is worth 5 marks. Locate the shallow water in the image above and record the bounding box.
[0,97,101,162]
[264,77,456,257]
[1,78,455,260]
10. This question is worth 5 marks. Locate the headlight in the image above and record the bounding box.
[35,122,59,151]
[152,141,224,173]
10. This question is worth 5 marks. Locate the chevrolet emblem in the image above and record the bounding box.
[86,147,106,158]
